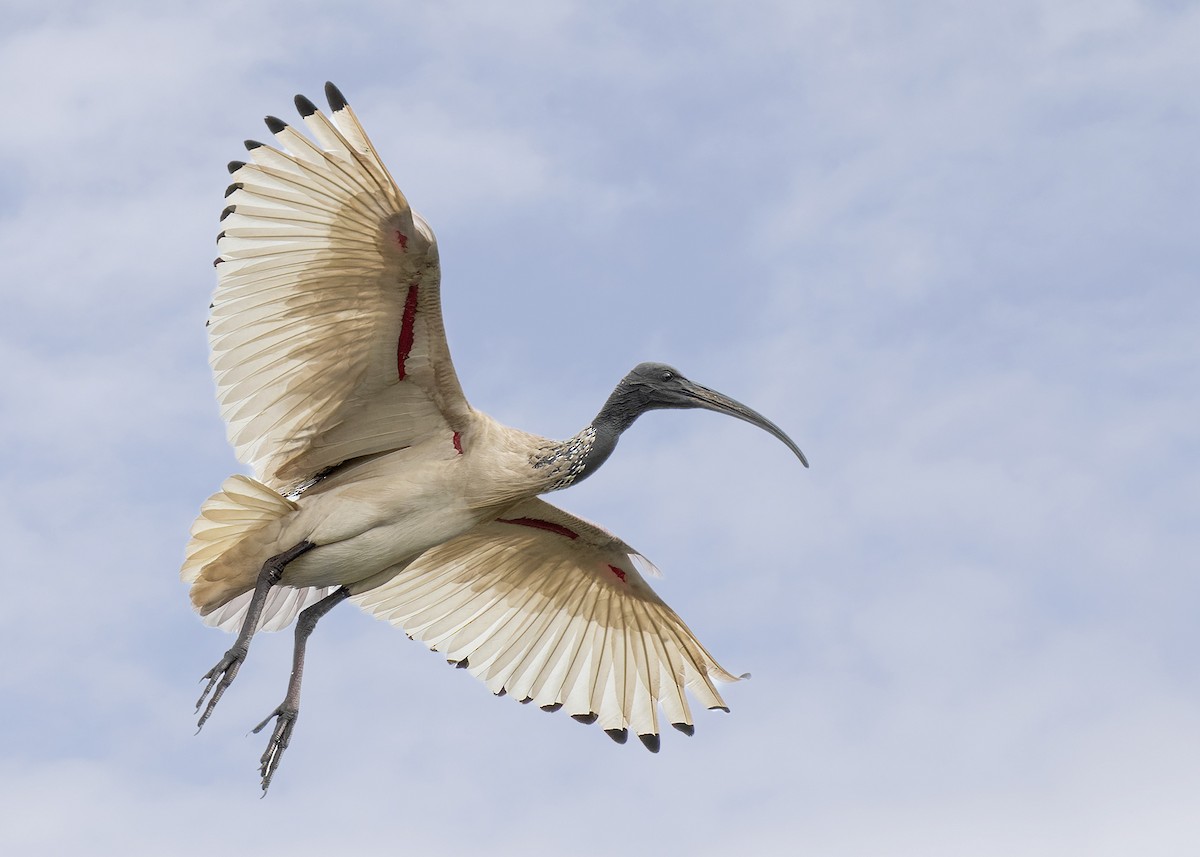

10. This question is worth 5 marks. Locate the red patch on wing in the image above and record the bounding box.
[452,431,463,454]
[608,565,627,583]
[396,284,419,380]
[498,517,580,540]
[395,230,408,250]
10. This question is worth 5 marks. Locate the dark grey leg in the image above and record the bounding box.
[195,540,315,730]
[253,585,350,794]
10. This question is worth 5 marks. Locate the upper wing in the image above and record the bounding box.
[351,498,742,748]
[211,83,472,491]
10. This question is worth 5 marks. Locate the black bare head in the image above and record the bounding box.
[594,362,808,467]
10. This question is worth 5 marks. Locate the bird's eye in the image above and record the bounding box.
[661,371,674,382]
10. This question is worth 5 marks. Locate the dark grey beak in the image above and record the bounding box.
[682,381,809,468]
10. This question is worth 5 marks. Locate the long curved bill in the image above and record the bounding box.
[683,381,809,468]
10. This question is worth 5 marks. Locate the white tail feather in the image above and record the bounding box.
[182,474,309,631]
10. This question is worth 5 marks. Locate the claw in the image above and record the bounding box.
[252,704,298,793]
[195,645,247,730]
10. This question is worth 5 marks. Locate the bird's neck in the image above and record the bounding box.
[594,378,646,435]
[529,385,646,493]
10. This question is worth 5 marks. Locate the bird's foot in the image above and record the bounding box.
[252,703,298,794]
[195,645,247,730]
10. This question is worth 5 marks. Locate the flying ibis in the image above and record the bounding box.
[184,82,808,792]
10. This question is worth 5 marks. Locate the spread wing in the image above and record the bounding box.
[351,498,742,748]
[211,83,471,491]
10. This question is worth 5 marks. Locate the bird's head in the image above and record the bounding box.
[602,362,809,467]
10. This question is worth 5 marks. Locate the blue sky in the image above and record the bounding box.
[2,1,1198,853]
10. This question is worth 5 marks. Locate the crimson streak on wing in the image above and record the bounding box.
[396,284,419,380]
[498,517,580,540]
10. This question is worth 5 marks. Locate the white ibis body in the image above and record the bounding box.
[183,83,807,792]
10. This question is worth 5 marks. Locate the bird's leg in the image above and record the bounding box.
[253,585,349,794]
[195,540,315,730]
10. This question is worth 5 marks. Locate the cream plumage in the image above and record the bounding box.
[185,82,806,792]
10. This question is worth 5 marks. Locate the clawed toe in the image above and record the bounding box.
[195,646,246,730]
[253,705,297,793]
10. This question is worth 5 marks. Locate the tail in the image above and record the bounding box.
[183,474,322,632]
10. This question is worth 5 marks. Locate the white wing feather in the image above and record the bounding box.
[211,86,471,490]
[351,498,741,742]
[200,584,342,633]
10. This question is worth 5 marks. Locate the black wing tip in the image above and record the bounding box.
[294,93,318,117]
[540,703,563,713]
[264,115,287,134]
[325,81,348,111]
[604,728,629,745]
[244,139,264,151]
[219,205,235,221]
[671,722,695,737]
[637,733,661,753]
[226,160,246,174]
[571,712,599,726]
[709,704,731,714]
[224,182,242,199]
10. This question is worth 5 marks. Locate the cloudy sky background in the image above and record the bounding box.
[2,0,1198,853]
